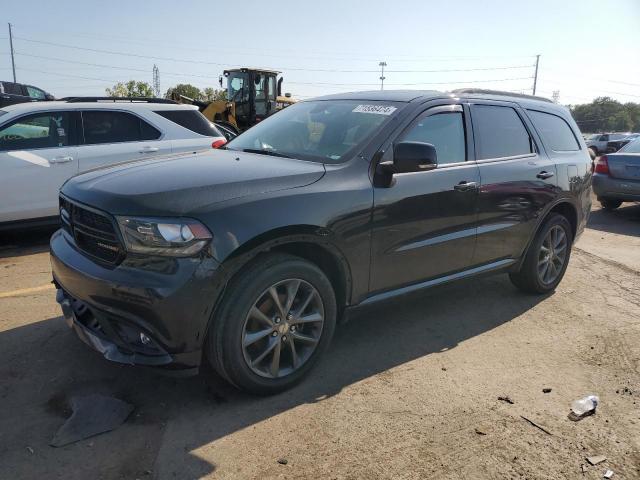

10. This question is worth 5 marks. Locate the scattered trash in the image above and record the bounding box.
[474,427,487,436]
[543,388,552,393]
[277,458,288,465]
[603,469,614,478]
[50,394,133,447]
[520,415,553,435]
[581,464,587,475]
[498,396,514,404]
[586,455,607,466]
[569,395,599,421]
[26,446,34,454]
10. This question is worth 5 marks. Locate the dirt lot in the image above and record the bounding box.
[1,200,639,480]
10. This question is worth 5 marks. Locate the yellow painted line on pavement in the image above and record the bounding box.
[0,284,55,299]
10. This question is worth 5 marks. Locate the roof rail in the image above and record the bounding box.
[60,96,178,104]
[451,89,554,103]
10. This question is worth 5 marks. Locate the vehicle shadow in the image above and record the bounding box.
[587,202,640,237]
[0,273,550,479]
[0,227,56,258]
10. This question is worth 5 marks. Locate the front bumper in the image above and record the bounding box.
[50,229,224,373]
[593,174,640,201]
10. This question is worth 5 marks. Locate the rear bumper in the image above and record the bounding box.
[50,229,225,373]
[593,174,640,201]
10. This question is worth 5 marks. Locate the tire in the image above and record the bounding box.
[588,147,597,160]
[509,213,573,294]
[600,198,622,210]
[207,253,337,395]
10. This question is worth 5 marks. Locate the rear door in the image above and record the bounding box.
[153,109,222,152]
[77,109,169,172]
[370,103,480,293]
[0,110,78,222]
[470,102,557,266]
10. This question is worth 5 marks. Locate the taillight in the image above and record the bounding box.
[594,155,610,175]
[212,139,227,149]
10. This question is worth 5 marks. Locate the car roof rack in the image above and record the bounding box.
[60,96,178,104]
[451,89,554,103]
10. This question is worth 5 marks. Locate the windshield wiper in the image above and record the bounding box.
[241,148,293,159]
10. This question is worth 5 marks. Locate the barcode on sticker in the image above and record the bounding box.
[352,105,397,115]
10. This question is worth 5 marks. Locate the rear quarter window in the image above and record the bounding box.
[527,110,580,152]
[154,110,221,137]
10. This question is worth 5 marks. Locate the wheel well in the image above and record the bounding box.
[548,202,577,238]
[270,242,350,313]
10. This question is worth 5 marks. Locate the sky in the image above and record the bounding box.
[1,0,639,105]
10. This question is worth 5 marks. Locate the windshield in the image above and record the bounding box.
[227,71,249,103]
[226,100,402,163]
[620,138,640,153]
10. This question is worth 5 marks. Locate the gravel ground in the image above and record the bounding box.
[0,200,639,480]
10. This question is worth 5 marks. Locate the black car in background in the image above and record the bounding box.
[51,89,592,394]
[606,133,640,153]
[0,81,54,107]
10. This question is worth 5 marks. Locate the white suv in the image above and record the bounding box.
[0,98,227,229]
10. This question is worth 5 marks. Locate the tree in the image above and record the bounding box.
[569,97,640,133]
[105,80,154,97]
[165,84,202,101]
[203,87,227,102]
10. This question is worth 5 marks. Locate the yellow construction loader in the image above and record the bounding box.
[171,67,295,133]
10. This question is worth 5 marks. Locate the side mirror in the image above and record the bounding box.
[391,141,437,173]
[45,93,55,101]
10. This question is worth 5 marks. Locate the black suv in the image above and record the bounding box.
[51,89,592,394]
[0,81,54,107]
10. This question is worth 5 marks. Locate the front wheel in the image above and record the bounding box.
[207,253,336,395]
[509,213,573,294]
[600,198,622,210]
[588,147,597,160]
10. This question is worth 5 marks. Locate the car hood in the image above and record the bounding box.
[62,149,326,216]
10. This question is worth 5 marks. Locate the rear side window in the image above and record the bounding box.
[472,105,533,159]
[154,109,221,137]
[401,111,466,165]
[0,112,70,151]
[81,111,161,145]
[26,86,46,100]
[527,110,579,151]
[2,82,23,95]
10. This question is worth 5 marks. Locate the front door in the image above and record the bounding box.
[0,111,78,222]
[370,104,480,294]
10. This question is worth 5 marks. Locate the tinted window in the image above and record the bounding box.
[0,112,70,151]
[401,111,466,164]
[26,86,46,100]
[154,110,221,137]
[82,111,160,145]
[473,105,533,159]
[527,110,579,151]
[2,82,23,95]
[620,138,640,153]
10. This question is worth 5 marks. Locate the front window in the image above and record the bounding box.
[227,71,249,104]
[0,112,70,151]
[620,138,640,153]
[226,100,403,163]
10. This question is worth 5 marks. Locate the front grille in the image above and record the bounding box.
[59,196,123,264]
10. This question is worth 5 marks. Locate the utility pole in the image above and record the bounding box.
[379,61,387,90]
[532,54,540,96]
[8,23,16,82]
[552,90,560,104]
[152,64,160,98]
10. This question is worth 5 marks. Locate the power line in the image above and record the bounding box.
[13,36,535,74]
[288,76,534,87]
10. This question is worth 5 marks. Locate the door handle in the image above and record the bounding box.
[50,155,73,164]
[453,181,479,192]
[139,146,159,153]
[536,171,554,179]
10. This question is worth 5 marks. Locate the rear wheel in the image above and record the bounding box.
[509,213,573,294]
[207,253,336,394]
[600,198,622,210]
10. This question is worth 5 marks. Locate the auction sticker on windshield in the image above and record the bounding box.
[352,105,397,115]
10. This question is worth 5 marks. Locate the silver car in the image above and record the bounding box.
[593,137,640,209]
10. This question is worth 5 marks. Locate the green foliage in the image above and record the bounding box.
[164,84,227,102]
[571,97,640,133]
[105,80,154,98]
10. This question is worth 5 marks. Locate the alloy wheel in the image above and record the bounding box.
[241,279,325,379]
[537,225,568,285]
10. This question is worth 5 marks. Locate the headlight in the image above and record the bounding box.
[116,216,212,257]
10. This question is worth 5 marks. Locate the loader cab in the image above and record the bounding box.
[224,68,280,131]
